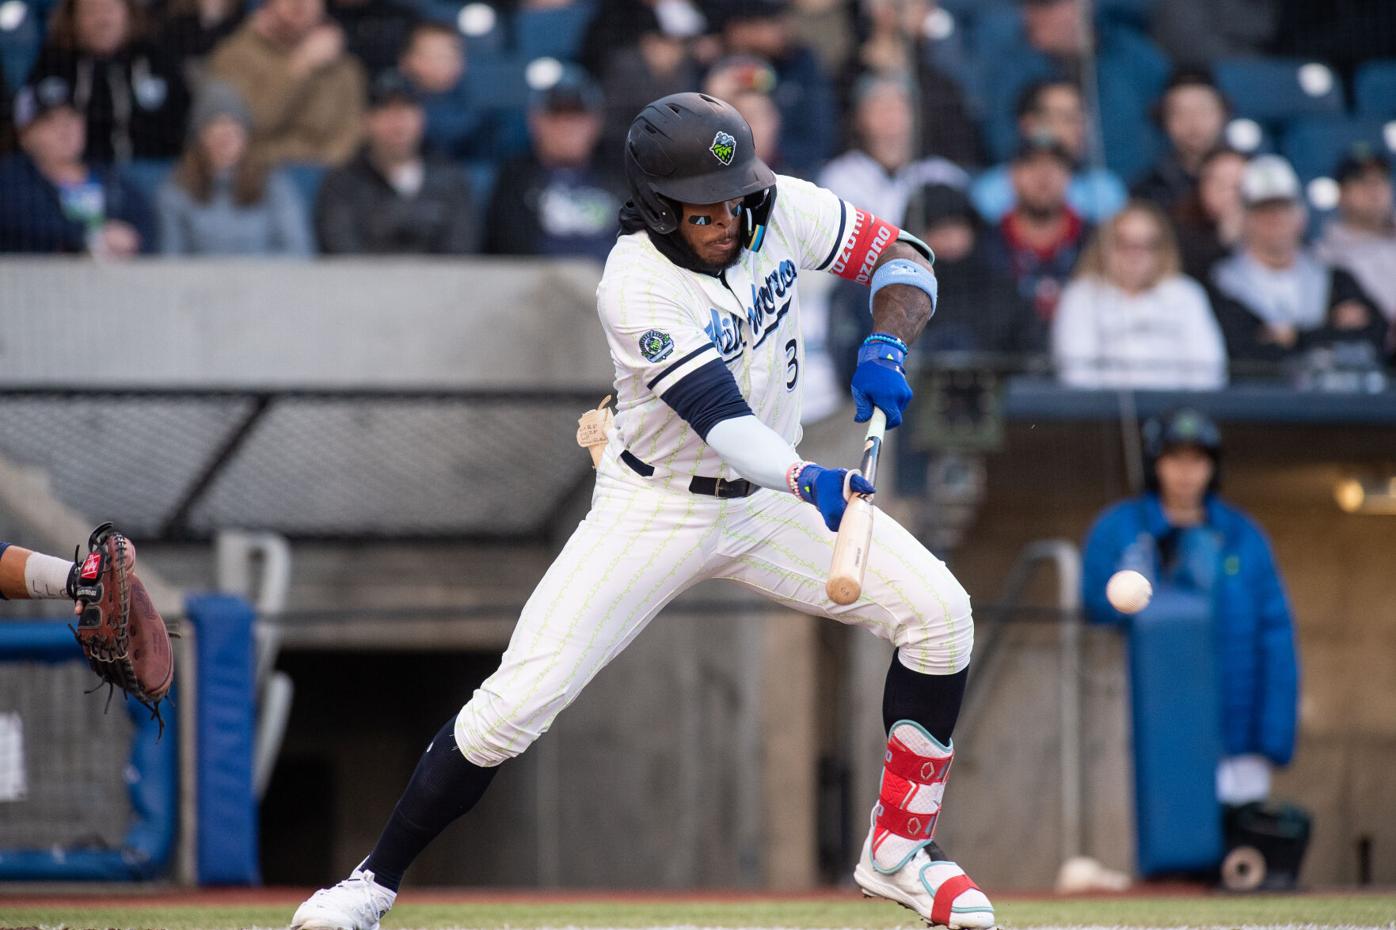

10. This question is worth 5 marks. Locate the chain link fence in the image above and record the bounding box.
[0,389,601,541]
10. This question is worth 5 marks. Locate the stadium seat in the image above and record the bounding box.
[968,5,1022,63]
[119,158,174,204]
[464,160,497,211]
[1215,57,1346,126]
[1222,117,1275,157]
[465,53,529,111]
[1354,59,1396,118]
[1097,0,1156,30]
[458,53,530,158]
[281,162,329,209]
[0,0,43,91]
[1280,115,1396,182]
[1097,24,1170,183]
[974,13,1167,179]
[462,160,497,232]
[512,0,595,63]
[423,0,510,57]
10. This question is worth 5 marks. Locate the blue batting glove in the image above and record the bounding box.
[796,464,876,532]
[851,333,912,428]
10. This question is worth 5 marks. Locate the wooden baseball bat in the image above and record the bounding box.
[826,407,887,605]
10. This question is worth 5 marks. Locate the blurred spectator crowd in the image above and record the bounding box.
[1,0,1395,386]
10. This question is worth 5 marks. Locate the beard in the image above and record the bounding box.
[1019,199,1064,222]
[674,232,742,275]
[702,237,742,269]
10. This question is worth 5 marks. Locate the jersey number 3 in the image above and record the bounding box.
[784,338,799,391]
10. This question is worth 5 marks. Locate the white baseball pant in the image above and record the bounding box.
[455,447,974,767]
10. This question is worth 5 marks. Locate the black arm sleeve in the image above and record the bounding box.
[660,359,754,440]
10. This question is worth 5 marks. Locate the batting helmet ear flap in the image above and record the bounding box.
[625,140,680,234]
[741,185,777,252]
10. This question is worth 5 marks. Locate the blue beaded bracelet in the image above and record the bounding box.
[863,332,910,353]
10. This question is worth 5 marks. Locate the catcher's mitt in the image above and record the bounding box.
[71,523,174,731]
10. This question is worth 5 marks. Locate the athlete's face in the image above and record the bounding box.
[678,198,743,267]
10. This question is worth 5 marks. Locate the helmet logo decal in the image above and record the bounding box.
[710,131,736,166]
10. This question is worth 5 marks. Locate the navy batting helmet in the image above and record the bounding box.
[624,92,777,249]
[1142,408,1222,492]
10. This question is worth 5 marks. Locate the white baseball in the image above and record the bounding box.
[1106,570,1152,614]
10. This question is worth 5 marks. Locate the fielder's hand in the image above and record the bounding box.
[851,333,912,429]
[796,464,876,532]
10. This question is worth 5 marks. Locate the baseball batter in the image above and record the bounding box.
[293,94,992,930]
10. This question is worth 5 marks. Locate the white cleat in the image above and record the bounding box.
[290,864,397,930]
[854,836,996,929]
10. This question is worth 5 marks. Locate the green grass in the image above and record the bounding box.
[3,893,1395,930]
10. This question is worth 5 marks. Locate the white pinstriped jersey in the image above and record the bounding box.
[596,174,894,482]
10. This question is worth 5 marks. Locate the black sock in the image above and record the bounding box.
[881,651,968,745]
[362,716,498,892]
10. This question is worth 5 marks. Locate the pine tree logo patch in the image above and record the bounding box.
[639,329,674,363]
[710,131,736,166]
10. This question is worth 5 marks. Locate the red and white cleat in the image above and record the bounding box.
[855,836,996,929]
[852,720,995,929]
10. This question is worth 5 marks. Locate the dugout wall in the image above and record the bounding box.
[0,596,258,884]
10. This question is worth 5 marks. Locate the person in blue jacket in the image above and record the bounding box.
[0,77,155,255]
[1083,408,1299,805]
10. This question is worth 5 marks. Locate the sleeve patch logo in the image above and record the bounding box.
[710,131,736,166]
[639,329,675,363]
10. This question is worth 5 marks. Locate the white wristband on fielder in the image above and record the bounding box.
[25,552,74,599]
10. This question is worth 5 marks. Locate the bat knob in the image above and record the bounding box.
[826,577,861,606]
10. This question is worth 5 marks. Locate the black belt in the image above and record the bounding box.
[621,450,759,499]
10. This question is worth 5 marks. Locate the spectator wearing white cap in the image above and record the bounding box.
[1211,155,1387,368]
